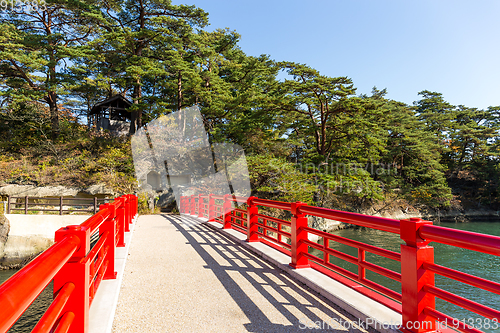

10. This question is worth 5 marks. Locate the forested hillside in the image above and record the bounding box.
[1,0,499,213]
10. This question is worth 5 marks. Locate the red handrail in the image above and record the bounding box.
[253,198,292,211]
[81,208,109,234]
[0,194,138,333]
[419,224,500,256]
[181,194,500,333]
[0,235,79,332]
[299,205,400,234]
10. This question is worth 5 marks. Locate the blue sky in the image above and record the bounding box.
[183,0,500,109]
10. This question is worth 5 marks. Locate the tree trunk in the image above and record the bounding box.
[46,91,59,140]
[177,71,183,111]
[129,79,142,135]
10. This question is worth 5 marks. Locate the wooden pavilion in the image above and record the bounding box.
[89,95,132,135]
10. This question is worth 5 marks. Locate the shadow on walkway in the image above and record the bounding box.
[164,214,375,333]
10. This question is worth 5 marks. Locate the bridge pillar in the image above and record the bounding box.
[400,218,435,333]
[290,202,310,269]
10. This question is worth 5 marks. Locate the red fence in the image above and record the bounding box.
[180,194,500,333]
[0,194,138,333]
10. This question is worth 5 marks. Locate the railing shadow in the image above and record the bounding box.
[163,214,375,333]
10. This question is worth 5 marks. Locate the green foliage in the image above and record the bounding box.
[374,99,453,207]
[246,154,317,204]
[0,2,498,212]
[0,0,102,138]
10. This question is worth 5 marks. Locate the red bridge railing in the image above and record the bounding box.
[0,194,138,333]
[180,194,500,333]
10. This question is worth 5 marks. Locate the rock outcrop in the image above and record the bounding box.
[0,184,114,198]
[0,208,9,262]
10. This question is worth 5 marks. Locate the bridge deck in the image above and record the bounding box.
[112,214,374,332]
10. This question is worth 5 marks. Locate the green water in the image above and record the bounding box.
[0,270,52,332]
[310,221,500,332]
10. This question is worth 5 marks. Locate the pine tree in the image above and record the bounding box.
[0,0,99,139]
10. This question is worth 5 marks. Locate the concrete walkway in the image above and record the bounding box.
[112,215,376,332]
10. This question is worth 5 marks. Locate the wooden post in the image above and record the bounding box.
[6,195,10,214]
[25,196,28,214]
[60,196,63,215]
[93,197,97,214]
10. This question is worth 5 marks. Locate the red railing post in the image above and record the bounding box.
[290,202,310,269]
[128,194,135,221]
[99,203,117,280]
[132,194,138,219]
[121,196,128,228]
[190,195,195,215]
[122,196,130,232]
[358,248,366,280]
[128,194,136,222]
[246,196,259,242]
[208,194,215,222]
[115,198,126,247]
[223,194,232,229]
[53,225,91,333]
[400,218,435,333]
[198,195,204,218]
